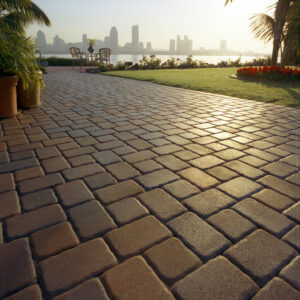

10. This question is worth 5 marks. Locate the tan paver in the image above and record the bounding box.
[1,71,300,299]
[105,215,172,259]
[3,285,42,300]
[168,212,231,260]
[31,222,79,260]
[40,238,117,296]
[173,256,259,300]
[144,237,202,284]
[224,230,297,285]
[52,278,109,300]
[0,238,37,298]
[101,256,175,300]
[279,256,300,290]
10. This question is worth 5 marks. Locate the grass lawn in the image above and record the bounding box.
[104,67,300,108]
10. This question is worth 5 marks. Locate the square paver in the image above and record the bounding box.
[52,278,109,300]
[105,216,172,259]
[101,256,174,300]
[207,209,256,242]
[0,173,15,193]
[155,155,189,171]
[107,197,149,225]
[84,172,116,190]
[39,238,117,296]
[167,212,231,260]
[163,180,199,200]
[138,188,187,221]
[0,191,20,220]
[224,229,297,285]
[183,189,236,218]
[218,177,262,199]
[31,222,79,260]
[179,167,219,190]
[95,180,144,204]
[3,284,42,300]
[137,169,179,189]
[252,277,300,300]
[144,237,202,284]
[282,226,300,251]
[279,256,300,290]
[261,161,298,178]
[0,238,36,298]
[56,180,93,207]
[106,161,140,180]
[69,200,116,240]
[190,155,224,169]
[134,159,162,173]
[42,156,70,173]
[21,189,57,211]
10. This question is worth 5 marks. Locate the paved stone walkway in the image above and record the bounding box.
[0,71,299,300]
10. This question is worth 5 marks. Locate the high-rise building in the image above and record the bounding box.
[36,30,47,50]
[53,35,66,52]
[132,25,139,50]
[146,42,152,51]
[110,26,119,50]
[176,35,181,52]
[220,40,227,52]
[175,35,193,54]
[170,39,175,53]
[82,34,88,51]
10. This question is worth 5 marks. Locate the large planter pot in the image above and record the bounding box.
[0,76,18,118]
[17,71,42,109]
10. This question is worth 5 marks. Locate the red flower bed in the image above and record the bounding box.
[237,65,300,81]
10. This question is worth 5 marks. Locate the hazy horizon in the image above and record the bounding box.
[27,0,276,53]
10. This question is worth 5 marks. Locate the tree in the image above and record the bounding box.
[0,0,50,86]
[225,0,293,65]
[0,0,50,33]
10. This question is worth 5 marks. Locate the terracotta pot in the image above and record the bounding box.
[0,76,18,118]
[17,71,42,109]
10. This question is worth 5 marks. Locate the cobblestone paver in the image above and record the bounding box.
[0,71,299,299]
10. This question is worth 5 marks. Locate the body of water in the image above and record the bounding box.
[41,54,266,65]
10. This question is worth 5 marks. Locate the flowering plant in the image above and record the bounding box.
[237,65,300,81]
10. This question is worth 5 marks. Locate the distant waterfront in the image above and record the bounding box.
[41,54,266,65]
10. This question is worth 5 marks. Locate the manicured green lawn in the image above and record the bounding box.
[104,68,300,108]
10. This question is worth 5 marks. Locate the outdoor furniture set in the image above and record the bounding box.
[70,47,111,69]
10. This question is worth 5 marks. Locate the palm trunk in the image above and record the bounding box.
[272,0,292,65]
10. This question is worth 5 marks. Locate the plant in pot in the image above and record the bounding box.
[0,0,50,116]
[88,39,95,54]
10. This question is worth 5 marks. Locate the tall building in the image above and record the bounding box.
[53,35,66,52]
[146,42,152,51]
[220,40,227,52]
[110,26,118,51]
[176,35,181,52]
[82,34,88,51]
[170,39,175,53]
[36,30,47,50]
[132,25,139,50]
[104,36,110,48]
[175,35,193,54]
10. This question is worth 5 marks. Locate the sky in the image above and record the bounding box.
[27,0,276,53]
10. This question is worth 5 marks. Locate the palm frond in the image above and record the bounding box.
[250,13,276,43]
[224,0,234,6]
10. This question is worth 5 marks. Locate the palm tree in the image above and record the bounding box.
[0,0,50,33]
[0,0,50,85]
[249,0,300,66]
[225,0,293,65]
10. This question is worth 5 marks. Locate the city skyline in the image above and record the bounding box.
[36,24,265,56]
[27,0,276,54]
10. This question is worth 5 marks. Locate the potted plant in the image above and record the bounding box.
[88,39,95,54]
[0,0,50,116]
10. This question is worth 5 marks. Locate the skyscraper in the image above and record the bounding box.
[132,25,139,50]
[110,26,119,51]
[176,35,181,52]
[146,42,152,51]
[170,39,175,53]
[82,34,88,51]
[36,30,47,50]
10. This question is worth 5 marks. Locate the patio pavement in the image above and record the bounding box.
[0,70,299,300]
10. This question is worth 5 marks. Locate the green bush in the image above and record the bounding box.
[40,57,89,66]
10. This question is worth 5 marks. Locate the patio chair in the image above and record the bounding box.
[95,48,111,65]
[69,47,88,69]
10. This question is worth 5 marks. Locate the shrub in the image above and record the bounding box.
[40,57,89,66]
[237,65,300,81]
